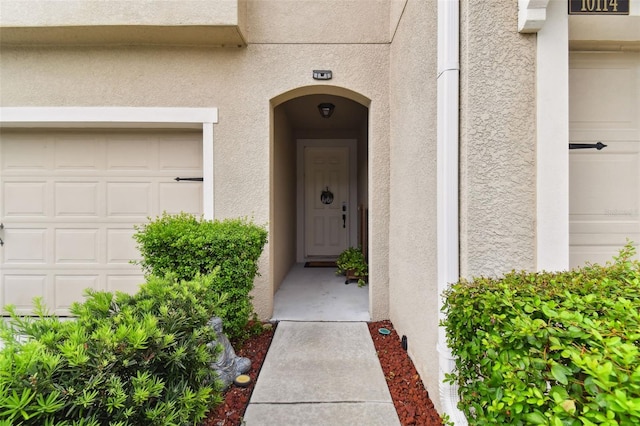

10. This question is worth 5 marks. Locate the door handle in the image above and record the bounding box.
[342,203,347,228]
[0,223,4,246]
[174,177,204,181]
[569,142,607,150]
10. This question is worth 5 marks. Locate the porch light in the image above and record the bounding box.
[317,103,335,118]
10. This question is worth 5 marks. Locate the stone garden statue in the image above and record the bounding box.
[208,316,251,389]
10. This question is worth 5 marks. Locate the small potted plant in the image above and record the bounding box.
[336,247,368,287]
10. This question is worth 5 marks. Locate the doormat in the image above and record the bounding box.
[304,261,337,268]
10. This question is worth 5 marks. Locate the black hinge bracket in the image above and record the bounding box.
[174,177,204,182]
[569,142,607,150]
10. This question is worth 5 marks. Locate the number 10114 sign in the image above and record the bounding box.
[569,0,630,14]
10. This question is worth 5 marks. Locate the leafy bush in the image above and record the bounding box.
[442,243,640,425]
[336,247,368,287]
[0,273,226,425]
[133,213,268,341]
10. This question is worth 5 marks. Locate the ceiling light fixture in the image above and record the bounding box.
[317,103,335,118]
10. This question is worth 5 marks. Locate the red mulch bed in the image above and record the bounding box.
[368,320,444,426]
[201,324,276,426]
[202,321,444,426]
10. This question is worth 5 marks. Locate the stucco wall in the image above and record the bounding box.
[459,0,537,278]
[0,0,248,47]
[271,106,296,295]
[246,0,390,43]
[0,40,390,319]
[0,0,244,27]
[387,0,440,411]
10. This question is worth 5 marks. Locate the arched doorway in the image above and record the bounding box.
[270,87,370,320]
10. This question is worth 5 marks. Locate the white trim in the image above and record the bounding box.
[0,107,218,128]
[518,0,550,33]
[202,123,215,220]
[437,0,466,424]
[0,107,218,219]
[536,1,569,271]
[436,1,460,298]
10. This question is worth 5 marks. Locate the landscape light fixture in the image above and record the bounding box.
[318,103,335,118]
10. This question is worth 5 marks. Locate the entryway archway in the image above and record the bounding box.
[269,86,370,321]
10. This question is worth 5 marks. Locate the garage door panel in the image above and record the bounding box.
[54,275,99,310]
[570,246,630,269]
[107,182,152,217]
[107,275,144,294]
[54,136,105,170]
[107,228,141,264]
[2,135,49,170]
[570,229,640,245]
[1,129,203,315]
[570,68,636,127]
[55,229,99,263]
[55,182,100,216]
[159,182,202,215]
[569,152,639,214]
[4,275,47,313]
[570,52,640,268]
[571,129,640,142]
[571,218,639,232]
[107,137,154,170]
[3,182,48,216]
[159,137,202,170]
[3,229,48,263]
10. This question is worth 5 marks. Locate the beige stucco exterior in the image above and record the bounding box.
[0,3,394,325]
[3,0,640,420]
[387,0,441,407]
[1,0,245,27]
[459,1,537,278]
[0,0,535,416]
[0,0,248,46]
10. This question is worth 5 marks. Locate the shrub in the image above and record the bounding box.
[0,273,226,425]
[442,243,640,425]
[133,213,268,341]
[336,247,368,287]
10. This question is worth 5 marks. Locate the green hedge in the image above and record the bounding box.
[442,244,640,425]
[133,213,268,341]
[0,273,226,425]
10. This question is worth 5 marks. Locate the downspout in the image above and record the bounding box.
[436,0,466,424]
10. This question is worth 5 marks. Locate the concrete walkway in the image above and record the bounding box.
[272,264,369,322]
[243,321,400,426]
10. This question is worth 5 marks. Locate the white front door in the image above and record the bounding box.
[569,52,640,268]
[0,129,203,314]
[304,146,350,258]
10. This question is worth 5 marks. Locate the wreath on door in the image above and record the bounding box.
[320,187,334,205]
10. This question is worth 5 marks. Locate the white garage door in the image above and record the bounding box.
[1,129,203,314]
[569,52,640,268]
